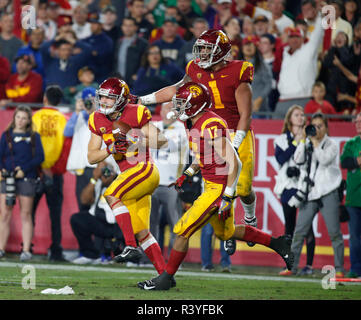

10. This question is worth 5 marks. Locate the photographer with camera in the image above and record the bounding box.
[0,106,44,261]
[65,87,98,211]
[274,105,315,276]
[289,113,345,277]
[70,161,124,264]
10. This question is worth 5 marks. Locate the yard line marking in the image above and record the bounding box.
[0,261,321,284]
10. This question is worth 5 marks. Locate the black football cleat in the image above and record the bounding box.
[270,235,294,271]
[137,272,173,291]
[224,239,236,255]
[113,246,142,263]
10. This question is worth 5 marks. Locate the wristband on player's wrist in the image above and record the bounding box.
[233,130,246,149]
[140,93,157,105]
[223,186,235,199]
[184,167,195,177]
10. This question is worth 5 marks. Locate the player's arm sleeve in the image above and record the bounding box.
[136,105,152,127]
[88,112,99,135]
[238,61,254,85]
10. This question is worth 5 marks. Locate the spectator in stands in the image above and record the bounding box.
[13,28,45,83]
[0,105,44,261]
[149,6,187,44]
[196,0,232,30]
[253,15,270,37]
[101,5,121,45]
[350,18,361,76]
[70,161,124,265]
[149,101,188,257]
[241,16,255,39]
[223,17,243,60]
[258,33,280,111]
[290,113,345,277]
[275,13,324,118]
[83,12,114,83]
[132,44,184,99]
[63,66,98,107]
[0,13,23,65]
[0,0,11,15]
[72,4,92,40]
[237,0,294,36]
[36,1,57,41]
[340,112,361,278]
[342,0,361,28]
[329,0,353,46]
[113,16,148,89]
[40,33,92,90]
[322,31,355,112]
[0,53,10,101]
[177,0,201,22]
[153,17,186,62]
[201,223,231,272]
[304,81,337,116]
[299,0,319,37]
[176,17,209,69]
[273,105,315,276]
[0,55,43,109]
[332,50,361,115]
[64,87,97,211]
[240,36,272,114]
[32,85,68,262]
[127,0,154,40]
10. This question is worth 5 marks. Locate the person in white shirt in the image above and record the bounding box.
[149,101,189,254]
[71,4,92,40]
[275,13,324,118]
[289,113,345,276]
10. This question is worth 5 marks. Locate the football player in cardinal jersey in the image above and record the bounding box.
[87,77,169,276]
[137,29,258,252]
[137,82,293,290]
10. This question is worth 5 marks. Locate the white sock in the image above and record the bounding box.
[241,196,256,220]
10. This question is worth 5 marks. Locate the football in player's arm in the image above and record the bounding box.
[87,77,170,276]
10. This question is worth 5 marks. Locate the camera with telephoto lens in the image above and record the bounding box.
[286,166,300,178]
[2,170,16,206]
[101,166,112,178]
[305,124,317,137]
[84,99,93,110]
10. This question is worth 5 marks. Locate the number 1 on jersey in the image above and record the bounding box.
[208,80,225,109]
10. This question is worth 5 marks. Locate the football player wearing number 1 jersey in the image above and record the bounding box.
[87,77,170,278]
[137,29,258,251]
[137,83,293,291]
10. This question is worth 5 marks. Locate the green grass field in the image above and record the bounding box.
[1,258,360,301]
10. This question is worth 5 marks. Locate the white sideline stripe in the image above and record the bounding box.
[0,261,320,284]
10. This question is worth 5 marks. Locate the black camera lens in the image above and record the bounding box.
[286,166,300,178]
[84,100,93,110]
[4,171,16,206]
[305,124,317,137]
[101,167,111,178]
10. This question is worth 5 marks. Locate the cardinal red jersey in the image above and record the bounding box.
[186,59,254,131]
[88,103,153,172]
[188,111,230,185]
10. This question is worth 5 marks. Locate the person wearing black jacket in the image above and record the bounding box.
[70,161,124,264]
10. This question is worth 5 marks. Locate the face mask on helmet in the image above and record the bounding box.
[192,30,231,69]
[172,91,209,121]
[95,86,127,116]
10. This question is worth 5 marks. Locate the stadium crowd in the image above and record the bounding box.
[0,0,360,279]
[0,0,360,116]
